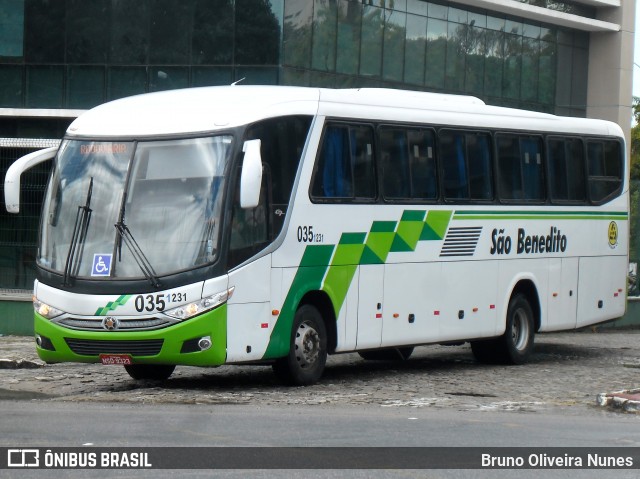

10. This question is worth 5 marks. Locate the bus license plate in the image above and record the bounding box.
[100,354,132,366]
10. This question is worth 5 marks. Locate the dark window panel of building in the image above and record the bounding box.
[336,0,362,76]
[192,67,233,87]
[521,36,540,103]
[555,42,572,115]
[570,46,588,115]
[0,118,71,138]
[108,67,148,100]
[149,0,194,64]
[0,0,24,59]
[67,0,109,64]
[425,17,446,89]
[149,67,189,92]
[465,23,486,96]
[66,66,105,109]
[283,0,313,69]
[360,4,383,77]
[539,39,556,105]
[312,0,338,72]
[382,9,406,82]
[309,71,336,88]
[0,65,23,108]
[192,0,234,65]
[407,0,428,16]
[445,21,465,92]
[235,0,281,65]
[503,33,522,100]
[404,14,426,86]
[280,67,310,86]
[235,67,278,85]
[24,0,65,63]
[484,28,504,98]
[26,65,63,108]
[110,0,150,65]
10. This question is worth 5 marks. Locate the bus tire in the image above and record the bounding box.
[124,364,175,381]
[358,347,414,361]
[472,294,535,365]
[273,304,327,386]
[501,293,535,364]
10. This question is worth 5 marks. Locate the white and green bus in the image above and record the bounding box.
[4,86,628,385]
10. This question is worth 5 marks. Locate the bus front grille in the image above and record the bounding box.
[64,338,164,356]
[57,317,174,331]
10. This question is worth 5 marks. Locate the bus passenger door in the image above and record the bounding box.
[356,265,384,350]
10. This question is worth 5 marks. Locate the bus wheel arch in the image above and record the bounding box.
[272,290,335,386]
[471,280,539,365]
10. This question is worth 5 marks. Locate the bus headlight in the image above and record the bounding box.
[33,296,64,319]
[164,287,234,320]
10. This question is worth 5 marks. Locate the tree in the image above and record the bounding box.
[630,97,640,267]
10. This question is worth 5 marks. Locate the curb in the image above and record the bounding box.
[596,389,640,413]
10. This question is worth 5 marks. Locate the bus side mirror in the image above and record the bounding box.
[240,139,263,209]
[4,147,58,214]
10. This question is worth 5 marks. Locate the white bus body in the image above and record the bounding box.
[5,86,628,384]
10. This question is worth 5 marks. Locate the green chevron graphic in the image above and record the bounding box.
[264,209,452,358]
[95,294,132,316]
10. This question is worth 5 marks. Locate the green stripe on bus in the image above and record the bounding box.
[453,210,628,221]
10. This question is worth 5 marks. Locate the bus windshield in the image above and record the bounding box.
[39,135,233,280]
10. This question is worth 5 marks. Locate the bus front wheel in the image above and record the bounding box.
[124,364,175,381]
[471,293,535,365]
[273,305,327,386]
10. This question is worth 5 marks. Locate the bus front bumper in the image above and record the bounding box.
[33,305,227,367]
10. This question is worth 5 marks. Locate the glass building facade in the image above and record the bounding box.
[0,0,592,124]
[0,0,625,295]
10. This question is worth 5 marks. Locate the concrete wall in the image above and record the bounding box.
[587,0,635,145]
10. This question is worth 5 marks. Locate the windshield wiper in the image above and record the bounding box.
[114,194,161,288]
[62,177,93,286]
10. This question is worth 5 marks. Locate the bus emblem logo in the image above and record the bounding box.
[102,316,120,331]
[91,254,112,276]
[608,221,618,249]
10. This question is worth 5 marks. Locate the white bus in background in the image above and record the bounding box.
[4,86,628,385]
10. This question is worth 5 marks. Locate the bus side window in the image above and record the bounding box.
[587,139,622,203]
[228,167,270,270]
[440,130,492,201]
[311,123,375,201]
[497,134,544,202]
[244,115,312,237]
[520,137,545,201]
[379,127,437,201]
[548,137,585,203]
[440,130,468,200]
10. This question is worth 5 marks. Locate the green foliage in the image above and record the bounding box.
[629,99,640,264]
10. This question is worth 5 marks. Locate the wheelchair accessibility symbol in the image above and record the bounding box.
[91,254,112,276]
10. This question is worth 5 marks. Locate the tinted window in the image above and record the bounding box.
[245,115,312,234]
[587,139,623,203]
[311,123,376,201]
[379,127,437,201]
[439,130,492,201]
[547,137,585,202]
[496,134,545,202]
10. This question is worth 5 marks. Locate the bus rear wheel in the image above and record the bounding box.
[471,293,535,365]
[273,305,327,386]
[124,364,175,381]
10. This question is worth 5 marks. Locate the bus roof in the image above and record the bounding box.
[66,85,623,139]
